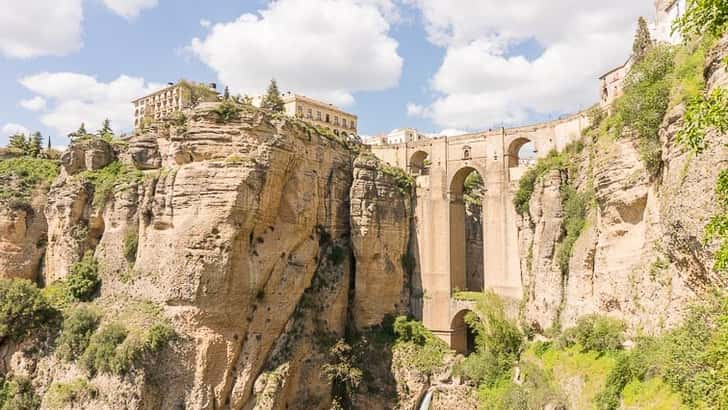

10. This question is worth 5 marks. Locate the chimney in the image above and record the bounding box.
[209,83,217,90]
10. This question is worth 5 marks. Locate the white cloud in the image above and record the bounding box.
[19,72,163,138]
[103,0,159,19]
[19,96,47,111]
[0,0,83,58]
[406,0,653,129]
[1,123,29,137]
[200,19,211,28]
[189,0,403,106]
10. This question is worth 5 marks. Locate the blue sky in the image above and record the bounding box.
[0,0,652,147]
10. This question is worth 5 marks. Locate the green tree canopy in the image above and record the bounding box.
[261,79,285,113]
[674,0,728,39]
[633,16,653,63]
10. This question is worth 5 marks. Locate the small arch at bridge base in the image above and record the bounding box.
[450,309,477,355]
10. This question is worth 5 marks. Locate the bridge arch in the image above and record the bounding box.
[409,150,430,175]
[451,309,477,355]
[449,166,485,293]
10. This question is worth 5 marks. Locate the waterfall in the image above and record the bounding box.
[418,389,434,410]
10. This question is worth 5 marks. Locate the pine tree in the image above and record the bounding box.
[98,119,113,140]
[8,133,29,154]
[69,123,88,140]
[261,79,285,113]
[223,86,230,100]
[29,132,43,158]
[633,17,653,63]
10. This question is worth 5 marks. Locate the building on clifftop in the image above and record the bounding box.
[132,81,219,130]
[654,0,686,44]
[253,92,358,137]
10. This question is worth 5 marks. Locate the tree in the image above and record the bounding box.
[98,119,113,141]
[29,132,43,158]
[223,86,230,100]
[673,0,728,39]
[260,79,285,113]
[69,123,88,140]
[8,133,29,154]
[633,17,653,63]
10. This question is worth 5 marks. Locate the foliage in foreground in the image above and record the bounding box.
[79,161,143,208]
[392,316,448,375]
[0,376,40,410]
[66,252,101,302]
[673,0,728,39]
[0,279,59,343]
[0,157,59,202]
[79,320,175,376]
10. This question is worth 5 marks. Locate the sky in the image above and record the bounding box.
[0,0,654,148]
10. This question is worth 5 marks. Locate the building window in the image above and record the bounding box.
[334,116,339,126]
[307,109,313,119]
[326,114,330,123]
[342,118,347,127]
[316,111,322,120]
[297,106,303,117]
[351,121,356,130]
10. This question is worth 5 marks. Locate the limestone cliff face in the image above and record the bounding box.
[0,193,48,281]
[1,103,414,409]
[518,38,728,333]
[350,155,411,329]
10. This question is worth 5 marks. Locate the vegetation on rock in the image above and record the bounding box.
[67,252,101,302]
[673,0,728,39]
[261,79,286,113]
[0,156,59,202]
[0,376,40,410]
[632,16,653,63]
[56,306,101,361]
[392,316,448,375]
[79,161,143,208]
[0,279,59,343]
[44,378,97,409]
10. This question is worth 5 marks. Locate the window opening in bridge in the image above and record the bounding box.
[508,138,537,168]
[451,309,477,355]
[450,167,484,294]
[409,151,430,176]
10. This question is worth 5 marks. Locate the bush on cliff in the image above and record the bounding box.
[66,252,101,302]
[0,376,40,410]
[392,316,448,375]
[57,306,101,362]
[0,279,59,343]
[79,161,142,208]
[559,314,626,353]
[0,157,59,202]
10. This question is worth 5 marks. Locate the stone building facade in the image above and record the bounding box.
[654,0,686,44]
[132,81,218,130]
[599,57,632,108]
[283,93,358,136]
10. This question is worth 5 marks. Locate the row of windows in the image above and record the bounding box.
[296,106,356,129]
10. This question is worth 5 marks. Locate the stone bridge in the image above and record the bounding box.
[369,111,590,353]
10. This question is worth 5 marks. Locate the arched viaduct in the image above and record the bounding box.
[369,111,590,353]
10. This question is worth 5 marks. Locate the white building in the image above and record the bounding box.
[654,0,687,44]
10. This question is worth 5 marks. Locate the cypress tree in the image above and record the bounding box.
[99,119,113,140]
[29,132,43,158]
[261,79,285,113]
[223,86,230,100]
[633,17,653,63]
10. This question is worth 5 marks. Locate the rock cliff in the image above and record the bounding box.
[517,37,728,334]
[0,103,414,409]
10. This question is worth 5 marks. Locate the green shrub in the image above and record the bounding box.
[44,378,97,409]
[455,292,523,387]
[477,361,564,410]
[613,45,674,175]
[706,170,728,273]
[56,306,101,361]
[123,229,139,263]
[557,185,591,275]
[561,314,626,353]
[80,322,128,375]
[0,376,40,410]
[379,163,415,195]
[67,252,100,301]
[79,320,175,376]
[0,279,59,342]
[212,100,241,123]
[392,316,448,375]
[0,157,59,201]
[322,340,363,408]
[677,87,728,153]
[79,161,142,208]
[673,0,728,39]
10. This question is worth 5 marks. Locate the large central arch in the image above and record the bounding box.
[449,166,485,293]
